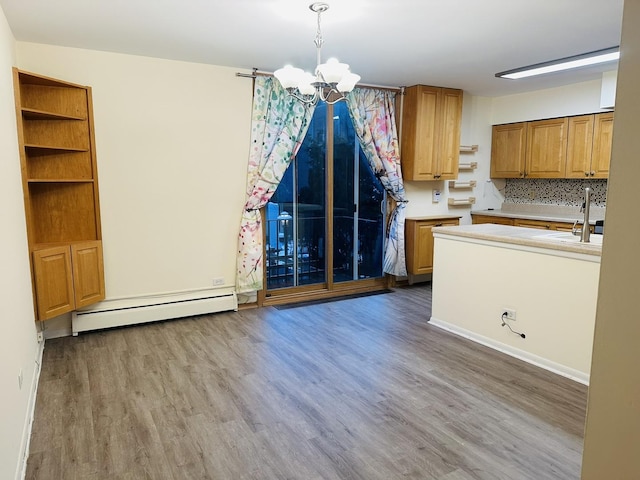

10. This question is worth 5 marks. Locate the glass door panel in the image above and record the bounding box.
[356,149,384,279]
[332,101,384,283]
[266,103,327,290]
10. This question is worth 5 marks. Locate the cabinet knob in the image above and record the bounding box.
[435,223,443,227]
[585,172,590,177]
[590,171,596,176]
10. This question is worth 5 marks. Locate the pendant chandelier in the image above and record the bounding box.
[274,2,360,105]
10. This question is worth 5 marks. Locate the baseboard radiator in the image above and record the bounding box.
[71,288,238,335]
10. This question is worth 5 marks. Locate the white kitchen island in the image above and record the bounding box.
[430,223,602,384]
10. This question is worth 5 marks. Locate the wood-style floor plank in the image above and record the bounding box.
[26,284,587,479]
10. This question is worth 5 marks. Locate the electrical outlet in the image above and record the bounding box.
[37,331,44,343]
[502,308,517,321]
[18,369,23,390]
[213,277,225,286]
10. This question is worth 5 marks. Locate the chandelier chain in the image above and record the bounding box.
[314,7,324,51]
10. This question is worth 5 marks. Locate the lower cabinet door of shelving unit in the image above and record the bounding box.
[32,240,105,320]
[71,241,105,308]
[32,245,76,320]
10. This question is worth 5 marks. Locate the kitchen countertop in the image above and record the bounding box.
[471,203,605,225]
[433,223,602,258]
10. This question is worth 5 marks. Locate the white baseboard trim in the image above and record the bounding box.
[429,317,590,385]
[16,338,45,480]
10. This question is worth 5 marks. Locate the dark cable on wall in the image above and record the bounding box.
[501,312,526,339]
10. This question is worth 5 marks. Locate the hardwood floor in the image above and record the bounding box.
[26,284,587,479]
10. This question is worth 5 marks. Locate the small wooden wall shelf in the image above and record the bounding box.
[448,197,476,206]
[459,161,478,171]
[460,144,479,153]
[448,180,477,189]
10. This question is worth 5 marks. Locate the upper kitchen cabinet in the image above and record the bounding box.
[490,122,527,178]
[591,112,614,178]
[492,112,613,179]
[401,85,463,181]
[525,117,568,178]
[13,68,105,321]
[566,115,595,178]
[566,112,614,178]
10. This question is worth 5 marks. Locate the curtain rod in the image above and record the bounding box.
[235,68,402,92]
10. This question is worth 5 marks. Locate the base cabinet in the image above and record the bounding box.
[32,241,105,320]
[406,217,460,275]
[471,215,593,233]
[471,214,515,226]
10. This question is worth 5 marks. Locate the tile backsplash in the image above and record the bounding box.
[504,179,607,207]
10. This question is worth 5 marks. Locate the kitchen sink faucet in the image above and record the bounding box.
[572,187,591,243]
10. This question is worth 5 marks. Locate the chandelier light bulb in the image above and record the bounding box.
[337,72,361,93]
[317,58,351,84]
[274,65,304,89]
[298,72,317,95]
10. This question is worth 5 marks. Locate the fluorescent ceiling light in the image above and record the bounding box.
[496,47,620,80]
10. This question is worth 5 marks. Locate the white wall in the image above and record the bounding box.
[0,7,42,480]
[16,43,254,334]
[491,78,610,125]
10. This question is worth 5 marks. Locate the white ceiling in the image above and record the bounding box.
[0,0,625,97]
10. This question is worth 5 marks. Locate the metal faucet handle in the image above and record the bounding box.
[572,220,581,236]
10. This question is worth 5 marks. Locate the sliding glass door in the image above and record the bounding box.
[265,101,385,296]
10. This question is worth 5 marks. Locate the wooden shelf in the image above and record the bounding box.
[448,180,477,189]
[448,197,476,206]
[22,108,85,121]
[28,178,94,183]
[459,161,478,171]
[460,144,478,153]
[25,144,90,154]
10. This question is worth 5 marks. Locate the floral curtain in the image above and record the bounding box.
[346,88,408,277]
[236,76,315,293]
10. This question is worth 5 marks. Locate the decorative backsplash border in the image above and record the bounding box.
[504,179,607,207]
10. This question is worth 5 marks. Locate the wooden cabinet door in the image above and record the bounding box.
[400,85,462,181]
[551,222,575,232]
[406,218,459,275]
[526,118,568,178]
[32,246,75,320]
[513,219,553,230]
[406,221,435,275]
[71,240,105,308]
[490,123,526,178]
[401,86,439,180]
[471,215,514,225]
[566,115,595,178]
[591,112,614,178]
[437,88,463,179]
